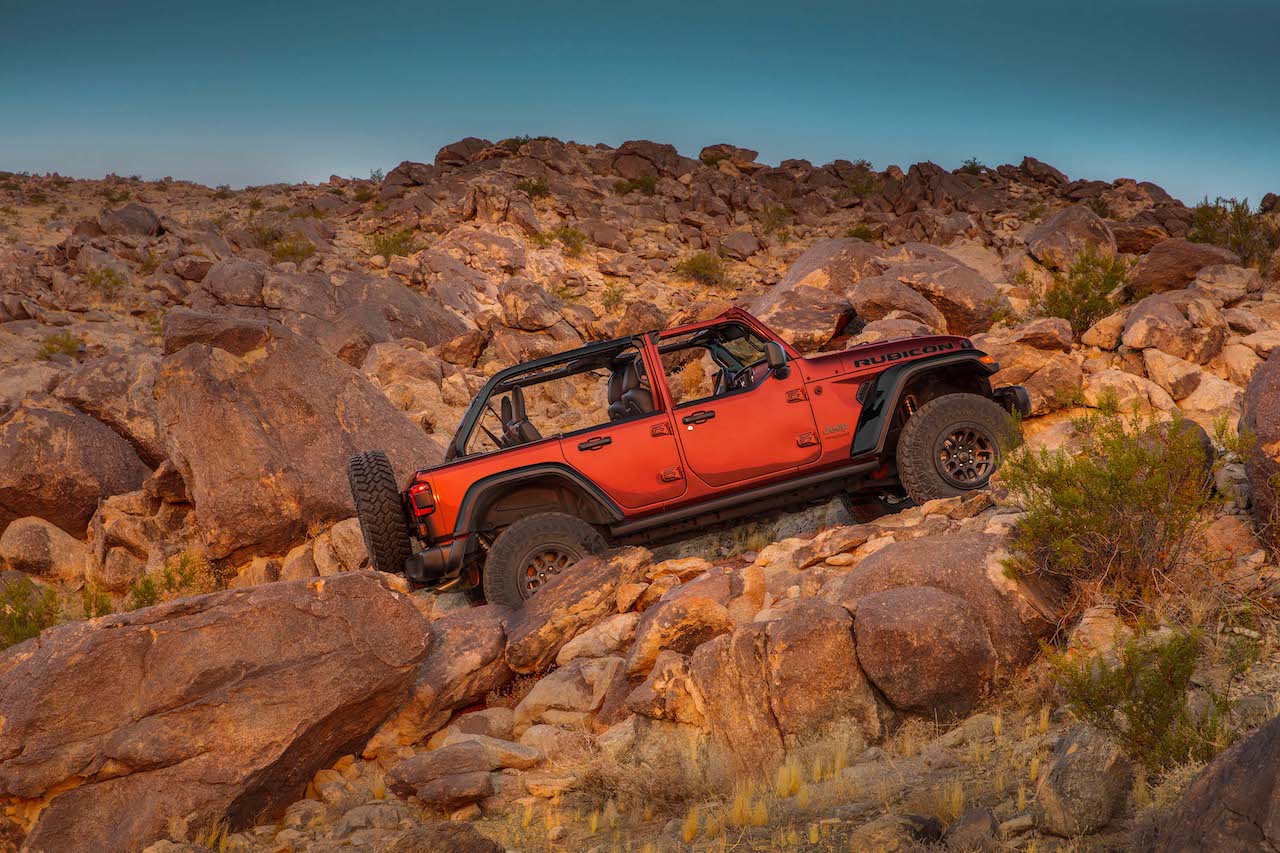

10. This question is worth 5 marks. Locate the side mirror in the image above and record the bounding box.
[765,341,790,376]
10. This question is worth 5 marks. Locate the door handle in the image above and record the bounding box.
[681,410,716,425]
[577,436,612,451]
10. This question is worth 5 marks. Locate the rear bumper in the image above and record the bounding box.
[993,385,1031,419]
[404,537,469,586]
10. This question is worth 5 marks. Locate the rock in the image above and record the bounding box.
[1121,292,1228,364]
[0,572,430,853]
[1130,238,1240,296]
[1177,372,1243,431]
[1033,725,1132,837]
[944,806,999,850]
[0,516,86,585]
[1026,205,1116,270]
[0,399,150,538]
[687,598,891,772]
[848,273,947,331]
[1241,353,1280,550]
[754,238,880,307]
[1084,368,1177,413]
[624,595,736,676]
[387,738,539,805]
[720,231,761,260]
[383,822,504,853]
[1081,310,1129,350]
[512,656,622,734]
[154,310,440,562]
[1143,348,1202,400]
[824,531,1056,667]
[854,586,997,718]
[1189,264,1260,307]
[98,202,161,237]
[1144,713,1280,851]
[555,611,639,665]
[504,547,652,674]
[499,277,562,331]
[881,259,1006,336]
[975,319,1082,415]
[848,814,943,851]
[753,284,855,351]
[367,604,512,755]
[1242,330,1280,359]
[626,650,707,726]
[1066,604,1132,661]
[54,352,164,465]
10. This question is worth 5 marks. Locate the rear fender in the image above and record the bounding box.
[454,463,623,537]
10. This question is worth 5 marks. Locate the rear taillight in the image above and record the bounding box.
[408,483,436,515]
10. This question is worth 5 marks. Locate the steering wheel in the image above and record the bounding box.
[729,359,766,391]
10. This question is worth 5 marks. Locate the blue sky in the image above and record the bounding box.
[2,0,1277,203]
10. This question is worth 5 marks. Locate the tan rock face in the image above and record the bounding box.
[1025,205,1116,271]
[624,595,736,676]
[0,516,87,584]
[1129,238,1240,296]
[1241,352,1280,550]
[0,572,430,853]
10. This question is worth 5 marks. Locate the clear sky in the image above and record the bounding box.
[2,0,1277,204]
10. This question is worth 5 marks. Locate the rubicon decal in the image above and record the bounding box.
[851,341,957,369]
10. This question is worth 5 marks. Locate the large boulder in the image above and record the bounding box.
[624,595,736,676]
[0,399,150,538]
[0,516,87,585]
[504,547,652,674]
[154,311,441,562]
[753,238,881,328]
[973,318,1082,415]
[98,202,162,237]
[0,572,430,853]
[1121,291,1228,364]
[1026,205,1116,270]
[1144,713,1280,851]
[1241,352,1280,550]
[823,532,1057,667]
[877,259,1006,336]
[686,598,892,773]
[753,285,855,351]
[54,352,164,465]
[1130,238,1240,297]
[1033,726,1132,837]
[848,273,947,332]
[854,586,997,718]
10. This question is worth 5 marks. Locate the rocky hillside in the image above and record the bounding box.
[1,139,1279,852]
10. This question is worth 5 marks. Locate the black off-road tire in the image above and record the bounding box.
[840,490,915,523]
[483,512,608,609]
[896,393,1012,504]
[347,450,413,575]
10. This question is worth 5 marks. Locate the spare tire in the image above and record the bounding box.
[347,450,412,574]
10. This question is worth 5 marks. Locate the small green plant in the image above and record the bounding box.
[126,551,219,611]
[369,168,385,183]
[515,178,550,198]
[85,266,129,297]
[139,250,160,275]
[959,157,984,176]
[370,228,418,258]
[613,175,658,196]
[1189,196,1280,273]
[1003,401,1216,617]
[247,196,264,212]
[98,186,130,204]
[759,204,792,234]
[37,331,82,360]
[1,578,61,651]
[327,187,345,196]
[1049,630,1233,773]
[532,226,589,258]
[270,233,316,264]
[353,185,376,203]
[674,251,728,286]
[838,160,881,198]
[211,184,233,200]
[1086,195,1113,219]
[1033,242,1132,336]
[81,583,113,619]
[1026,200,1048,221]
[844,224,876,241]
[247,223,283,248]
[602,283,626,311]
[26,190,47,205]
[500,135,533,152]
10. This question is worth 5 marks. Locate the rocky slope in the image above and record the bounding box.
[1,139,1279,851]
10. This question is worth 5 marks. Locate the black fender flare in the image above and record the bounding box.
[451,462,625,538]
[849,352,999,460]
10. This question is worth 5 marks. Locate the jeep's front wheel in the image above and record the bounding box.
[483,512,608,608]
[896,393,1013,504]
[347,450,413,574]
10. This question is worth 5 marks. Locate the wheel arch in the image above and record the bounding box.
[850,353,998,460]
[454,463,623,537]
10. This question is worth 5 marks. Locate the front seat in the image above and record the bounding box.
[502,386,542,445]
[607,361,655,420]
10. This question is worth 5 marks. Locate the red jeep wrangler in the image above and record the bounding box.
[348,307,1029,607]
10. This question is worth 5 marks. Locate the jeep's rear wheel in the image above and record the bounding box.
[347,450,413,575]
[896,393,1012,504]
[483,512,608,608]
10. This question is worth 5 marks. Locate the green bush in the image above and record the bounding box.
[211,184,233,200]
[1189,196,1280,273]
[1003,402,1216,615]
[959,157,984,176]
[613,175,658,196]
[127,551,219,611]
[247,223,283,248]
[673,251,727,286]
[36,331,82,360]
[85,266,128,297]
[1,578,61,651]
[602,283,626,311]
[533,226,588,258]
[844,224,876,241]
[369,168,385,183]
[500,135,533,153]
[370,228,418,258]
[1034,243,1132,336]
[270,233,316,264]
[1050,630,1233,772]
[838,160,882,198]
[515,178,550,198]
[81,583,113,619]
[98,186,130,204]
[759,204,792,234]
[353,186,376,203]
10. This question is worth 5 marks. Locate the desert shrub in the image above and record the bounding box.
[838,160,881,198]
[959,157,984,176]
[270,233,315,264]
[247,223,282,248]
[353,185,375,203]
[327,187,345,197]
[81,583,113,619]
[138,250,160,275]
[36,331,82,360]
[1026,200,1048,221]
[211,184,233,200]
[499,135,533,153]
[514,178,550,198]
[602,282,626,311]
[1049,630,1233,772]
[369,168,385,183]
[759,204,792,234]
[532,226,588,258]
[700,150,729,166]
[1189,196,1280,273]
[85,266,128,297]
[98,186,130,204]
[1,578,61,651]
[1003,401,1216,616]
[247,196,264,212]
[674,251,727,286]
[370,228,417,258]
[1032,242,1132,336]
[613,175,658,196]
[127,551,219,611]
[26,190,47,205]
[844,224,876,241]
